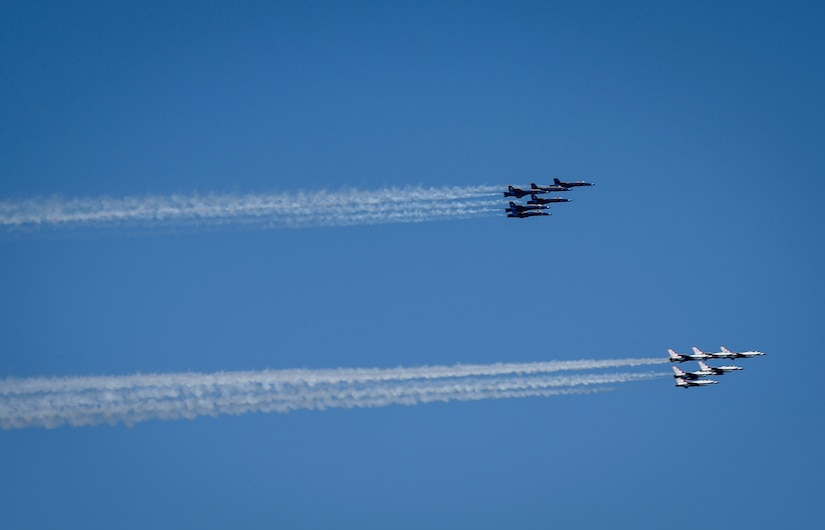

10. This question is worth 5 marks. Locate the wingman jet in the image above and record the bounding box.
[530,182,572,193]
[505,201,548,213]
[553,177,595,188]
[668,348,714,363]
[675,377,718,389]
[504,185,546,199]
[697,361,743,375]
[526,194,571,205]
[507,210,551,218]
[672,365,709,381]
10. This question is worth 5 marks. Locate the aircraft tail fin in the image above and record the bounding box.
[530,182,539,189]
[720,346,732,353]
[672,366,685,376]
[554,177,562,186]
[692,346,706,356]
[668,349,682,361]
[698,361,711,371]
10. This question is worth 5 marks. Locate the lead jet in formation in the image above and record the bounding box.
[717,346,766,359]
[527,194,571,205]
[691,346,766,360]
[668,348,714,363]
[697,361,743,375]
[553,177,595,188]
[675,376,719,389]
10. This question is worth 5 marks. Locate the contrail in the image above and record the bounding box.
[0,357,667,395]
[0,358,669,429]
[0,185,502,232]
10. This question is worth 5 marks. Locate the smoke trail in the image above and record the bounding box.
[0,357,667,395]
[0,185,502,232]
[0,359,669,429]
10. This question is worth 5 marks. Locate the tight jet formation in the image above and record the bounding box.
[668,346,765,388]
[503,178,594,218]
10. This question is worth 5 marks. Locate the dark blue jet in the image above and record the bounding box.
[553,177,595,188]
[527,194,571,205]
[530,182,571,193]
[503,185,545,199]
[507,210,551,218]
[505,201,549,213]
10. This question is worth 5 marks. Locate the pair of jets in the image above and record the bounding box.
[505,178,594,218]
[669,347,766,389]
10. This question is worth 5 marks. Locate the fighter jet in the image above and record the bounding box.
[530,182,572,193]
[526,194,571,205]
[672,365,710,381]
[507,210,551,219]
[668,348,714,363]
[717,346,766,359]
[553,177,595,188]
[505,201,549,213]
[675,377,719,389]
[697,361,743,376]
[504,185,546,199]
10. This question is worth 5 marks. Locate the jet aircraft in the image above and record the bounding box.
[718,346,766,359]
[527,194,571,205]
[668,348,714,363]
[530,182,572,193]
[504,185,546,199]
[691,346,765,360]
[672,365,709,381]
[553,177,595,188]
[697,361,743,375]
[507,210,551,218]
[505,201,549,213]
[675,377,718,389]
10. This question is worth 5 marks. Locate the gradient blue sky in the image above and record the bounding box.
[2,1,824,528]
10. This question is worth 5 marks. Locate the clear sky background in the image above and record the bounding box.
[2,1,824,528]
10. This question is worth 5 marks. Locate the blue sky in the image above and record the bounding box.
[2,1,824,528]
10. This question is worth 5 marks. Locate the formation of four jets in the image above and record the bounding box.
[503,178,594,218]
[669,347,765,388]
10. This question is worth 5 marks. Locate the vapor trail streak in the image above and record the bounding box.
[0,185,502,232]
[0,360,668,429]
[0,357,667,395]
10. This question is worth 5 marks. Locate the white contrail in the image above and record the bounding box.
[0,357,667,396]
[0,359,669,429]
[0,185,503,232]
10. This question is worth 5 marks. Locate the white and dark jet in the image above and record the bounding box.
[717,346,766,359]
[668,348,714,363]
[527,193,571,205]
[691,346,765,360]
[675,376,718,389]
[697,361,743,375]
[553,177,595,188]
[672,365,710,380]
